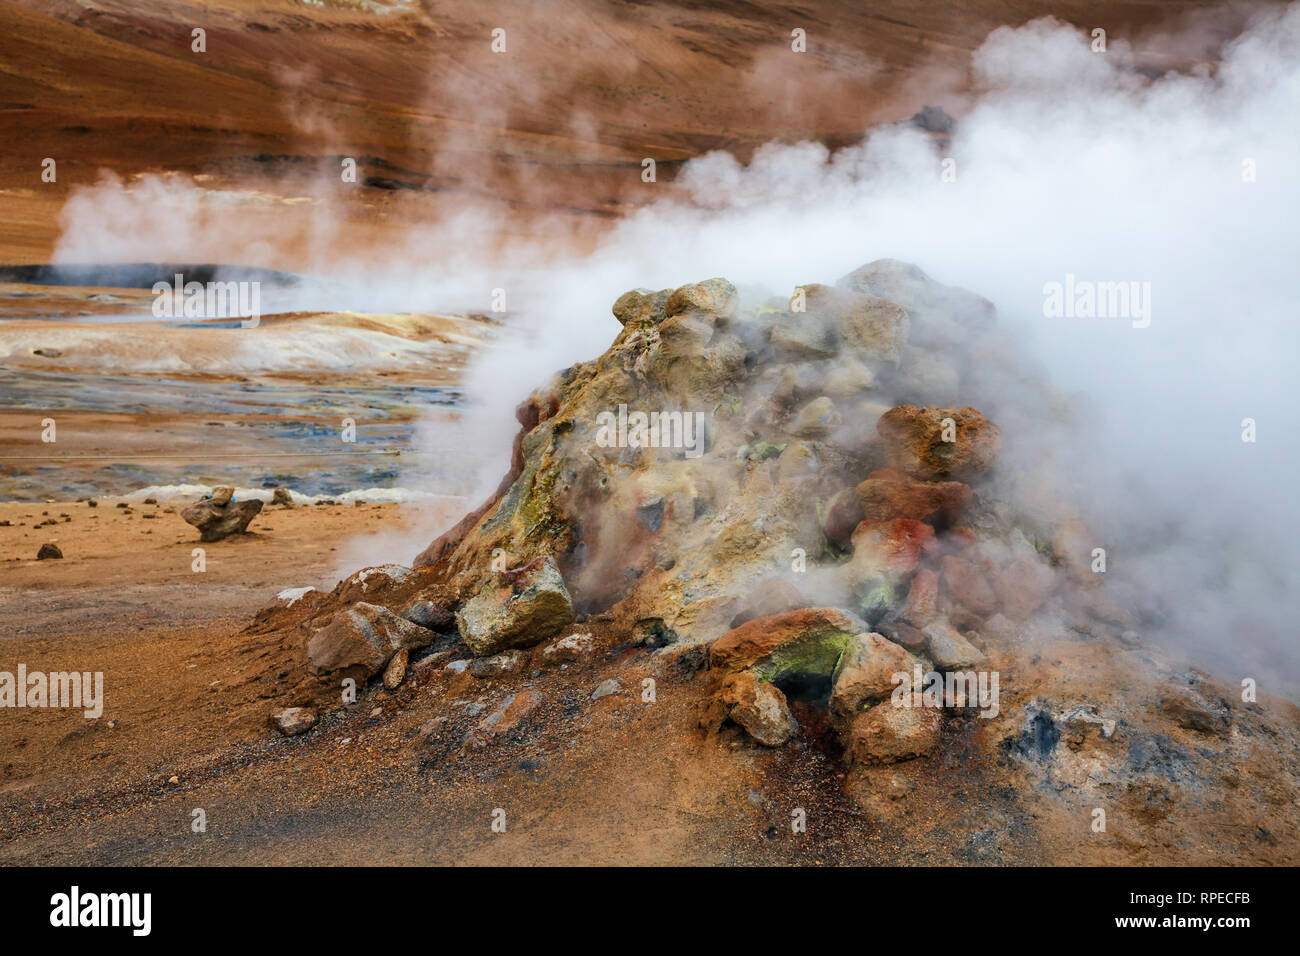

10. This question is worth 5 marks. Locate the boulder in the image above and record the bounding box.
[401,599,455,631]
[210,486,234,507]
[854,469,972,524]
[665,278,738,321]
[847,695,943,765]
[794,284,908,360]
[790,396,840,437]
[36,543,62,560]
[718,671,798,746]
[613,288,671,326]
[830,632,926,726]
[307,602,434,677]
[940,554,998,616]
[709,607,867,672]
[181,495,262,542]
[876,405,999,481]
[922,621,985,669]
[456,556,575,656]
[271,486,294,507]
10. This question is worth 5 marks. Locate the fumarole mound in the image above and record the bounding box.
[248,260,1300,863]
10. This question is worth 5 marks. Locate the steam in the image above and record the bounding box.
[50,9,1300,688]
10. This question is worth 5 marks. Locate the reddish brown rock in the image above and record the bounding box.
[941,554,998,616]
[850,518,937,578]
[854,468,972,525]
[846,694,943,765]
[902,568,940,625]
[876,405,999,481]
[710,607,866,672]
[464,689,543,749]
[717,671,798,746]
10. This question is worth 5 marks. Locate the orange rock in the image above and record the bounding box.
[850,518,936,577]
[902,567,940,625]
[855,468,972,524]
[709,607,865,672]
[876,405,999,481]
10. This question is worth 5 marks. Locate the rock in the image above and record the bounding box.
[1159,693,1230,736]
[270,707,318,736]
[456,556,575,656]
[465,690,542,748]
[790,396,840,437]
[445,659,470,674]
[830,632,926,726]
[822,487,865,549]
[36,543,62,560]
[401,599,455,631]
[591,678,624,700]
[922,621,985,669]
[32,347,62,358]
[181,496,262,542]
[470,649,526,679]
[875,405,999,481]
[718,671,797,746]
[849,518,936,583]
[847,695,943,765]
[382,648,409,689]
[542,632,595,665]
[613,288,671,326]
[210,486,234,507]
[770,312,838,359]
[307,602,434,678]
[664,278,738,320]
[836,259,995,351]
[940,554,998,616]
[710,607,867,672]
[271,486,294,507]
[901,568,940,626]
[992,554,1056,621]
[910,104,955,133]
[854,469,972,524]
[794,284,908,360]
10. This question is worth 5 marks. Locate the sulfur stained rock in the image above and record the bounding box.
[876,405,999,481]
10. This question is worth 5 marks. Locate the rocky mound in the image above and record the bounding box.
[245,260,1300,858]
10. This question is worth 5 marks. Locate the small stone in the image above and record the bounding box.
[591,678,623,700]
[541,632,595,665]
[270,707,318,736]
[383,648,409,689]
[36,543,62,560]
[271,486,294,507]
[445,659,470,674]
[210,486,234,507]
[922,621,985,669]
[470,649,526,679]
